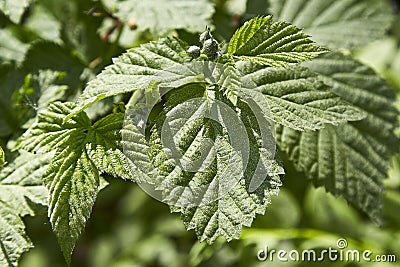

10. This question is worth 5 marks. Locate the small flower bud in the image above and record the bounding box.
[187,45,201,58]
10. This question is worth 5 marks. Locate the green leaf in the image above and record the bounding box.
[268,0,394,49]
[44,142,99,265]
[22,41,86,93]
[121,88,160,184]
[36,0,111,64]
[180,101,282,243]
[133,82,283,243]
[0,0,31,24]
[0,68,68,139]
[0,151,50,216]
[65,37,192,121]
[19,70,69,129]
[25,4,62,42]
[277,52,399,220]
[0,151,51,267]
[86,113,134,180]
[17,102,135,263]
[16,102,92,153]
[103,0,215,34]
[228,16,327,67]
[228,16,269,55]
[237,62,366,131]
[0,29,29,64]
[121,122,154,184]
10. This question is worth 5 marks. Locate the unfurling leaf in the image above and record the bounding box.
[229,16,328,67]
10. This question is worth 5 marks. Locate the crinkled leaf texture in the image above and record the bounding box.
[277,53,399,221]
[63,21,367,243]
[103,0,214,34]
[134,83,283,243]
[65,37,192,121]
[228,16,328,67]
[69,15,330,120]
[17,102,134,264]
[0,151,51,267]
[236,61,366,131]
[268,0,394,49]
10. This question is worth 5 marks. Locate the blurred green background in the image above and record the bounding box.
[0,0,399,266]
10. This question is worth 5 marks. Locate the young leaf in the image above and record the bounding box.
[17,102,135,263]
[277,53,399,221]
[237,62,366,131]
[104,0,215,34]
[268,0,394,49]
[0,151,51,267]
[228,16,327,67]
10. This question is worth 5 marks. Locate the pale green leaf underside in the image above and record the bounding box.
[228,16,327,67]
[65,38,191,121]
[237,62,366,131]
[0,0,30,24]
[17,102,135,263]
[104,0,214,34]
[0,151,51,267]
[268,0,394,49]
[278,53,399,220]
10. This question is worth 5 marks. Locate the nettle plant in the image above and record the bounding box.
[0,0,399,266]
